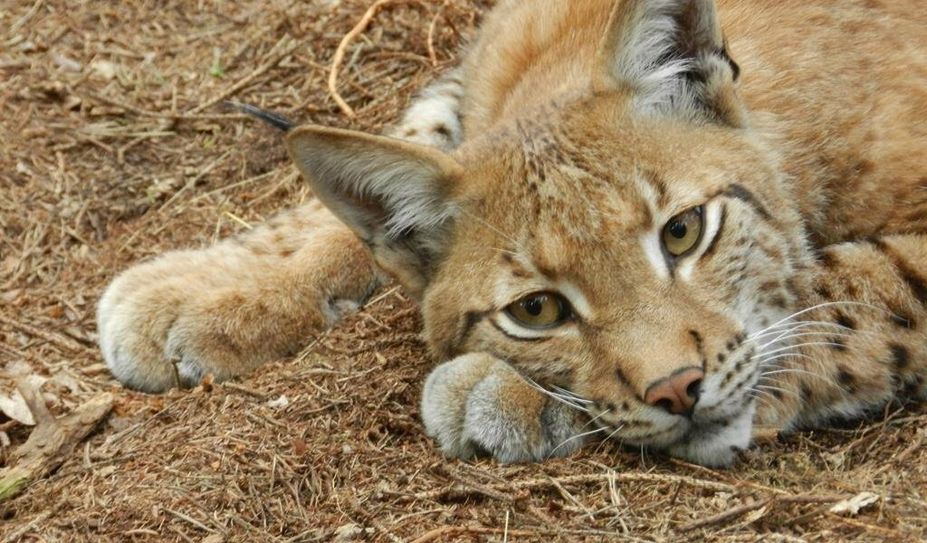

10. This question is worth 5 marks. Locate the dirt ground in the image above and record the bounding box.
[1,0,925,541]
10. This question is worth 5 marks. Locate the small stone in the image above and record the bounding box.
[91,60,117,80]
[333,523,363,542]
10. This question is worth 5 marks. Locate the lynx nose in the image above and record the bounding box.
[644,367,704,416]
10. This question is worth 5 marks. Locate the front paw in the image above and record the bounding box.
[421,354,588,463]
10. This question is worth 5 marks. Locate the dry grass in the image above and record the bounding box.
[1,0,925,541]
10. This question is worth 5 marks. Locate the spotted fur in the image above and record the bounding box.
[98,0,926,467]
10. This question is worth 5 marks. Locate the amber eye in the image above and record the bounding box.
[662,206,704,257]
[506,292,571,329]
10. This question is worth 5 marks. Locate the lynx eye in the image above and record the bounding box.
[506,292,570,329]
[662,206,704,257]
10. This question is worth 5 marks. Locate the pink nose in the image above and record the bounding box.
[644,367,704,415]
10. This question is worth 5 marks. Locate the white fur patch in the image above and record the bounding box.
[667,403,755,467]
[391,70,464,151]
[556,280,592,320]
[640,229,670,281]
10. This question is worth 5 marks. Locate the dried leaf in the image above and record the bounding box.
[0,389,34,426]
[265,395,289,409]
[0,373,46,426]
[829,492,880,515]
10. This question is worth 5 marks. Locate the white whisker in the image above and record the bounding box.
[592,424,627,455]
[758,330,855,350]
[761,367,835,384]
[753,383,800,399]
[756,352,816,366]
[749,388,787,407]
[749,321,852,342]
[760,341,851,358]
[605,424,626,443]
[547,427,607,459]
[749,320,848,339]
[581,410,610,430]
[552,386,594,404]
[748,301,894,339]
[522,376,590,413]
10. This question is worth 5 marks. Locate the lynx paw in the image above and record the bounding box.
[421,354,588,463]
[98,215,379,392]
[98,249,218,392]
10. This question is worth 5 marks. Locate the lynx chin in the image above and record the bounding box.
[98,0,927,467]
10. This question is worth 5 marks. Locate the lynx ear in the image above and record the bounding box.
[287,126,462,297]
[594,0,745,126]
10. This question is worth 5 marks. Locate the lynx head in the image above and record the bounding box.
[288,0,810,466]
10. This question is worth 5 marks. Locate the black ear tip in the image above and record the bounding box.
[225,101,294,132]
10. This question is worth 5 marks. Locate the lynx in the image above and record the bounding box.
[98,0,926,466]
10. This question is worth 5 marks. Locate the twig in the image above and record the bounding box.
[164,508,217,534]
[221,382,270,400]
[680,495,845,532]
[410,526,633,543]
[399,472,735,502]
[828,514,908,538]
[346,498,407,543]
[364,285,402,308]
[426,1,451,67]
[0,314,90,354]
[81,91,246,121]
[679,498,772,531]
[10,0,45,33]
[871,429,925,477]
[515,472,735,494]
[189,167,286,203]
[442,468,519,504]
[547,475,595,521]
[2,507,57,543]
[16,379,54,426]
[328,0,402,117]
[0,392,113,502]
[667,458,791,495]
[158,150,231,213]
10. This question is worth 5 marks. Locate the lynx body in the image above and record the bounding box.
[99,0,927,466]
